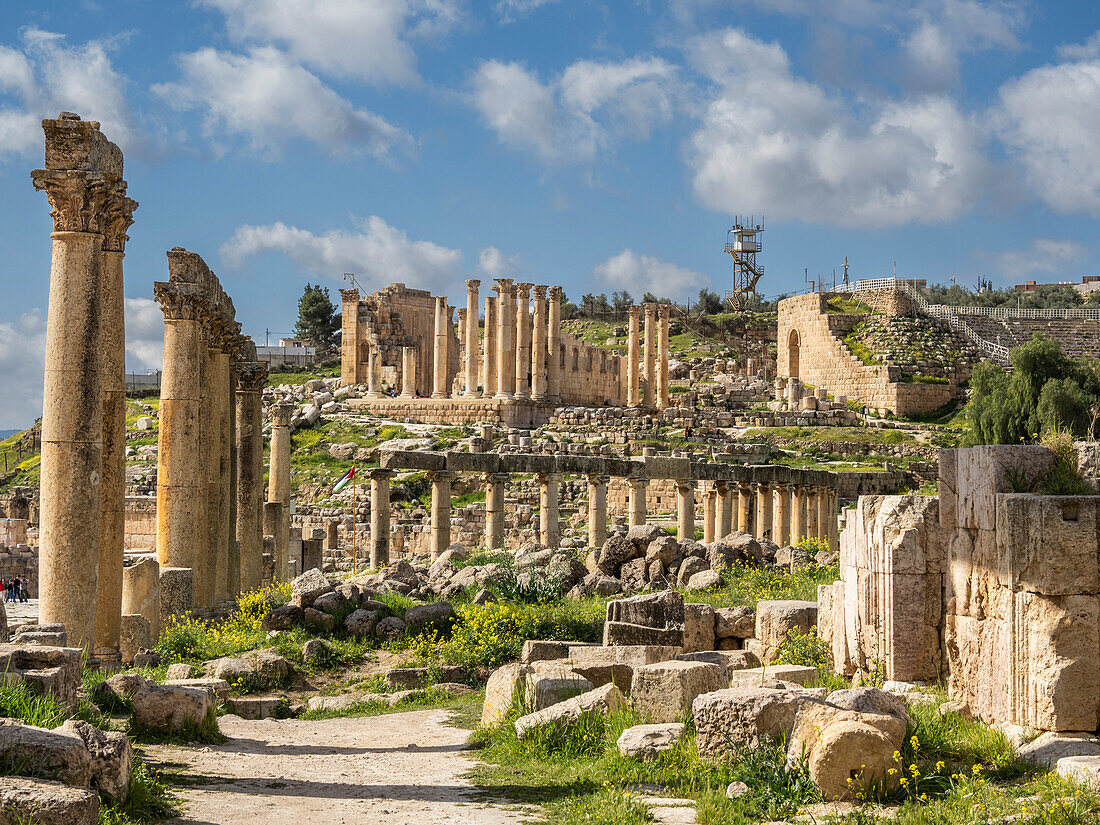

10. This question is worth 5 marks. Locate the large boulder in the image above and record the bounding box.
[261,603,303,631]
[693,688,818,756]
[290,569,333,607]
[206,649,292,685]
[514,684,625,740]
[676,557,709,588]
[626,524,666,551]
[91,673,147,708]
[311,591,346,615]
[686,570,722,592]
[565,644,680,693]
[547,554,588,589]
[597,536,638,575]
[0,777,98,825]
[374,616,406,640]
[131,683,216,734]
[403,601,455,634]
[645,536,680,567]
[58,720,131,802]
[0,721,92,787]
[825,688,912,727]
[755,600,818,664]
[785,702,906,801]
[629,661,724,723]
[344,608,381,637]
[674,650,760,679]
[481,663,532,726]
[617,722,685,760]
[708,533,763,572]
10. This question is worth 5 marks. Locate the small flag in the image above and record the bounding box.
[332,467,355,493]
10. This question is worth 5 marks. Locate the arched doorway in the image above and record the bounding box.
[788,329,800,378]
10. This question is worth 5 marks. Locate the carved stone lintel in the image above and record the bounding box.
[234,361,268,393]
[31,169,112,234]
[153,281,206,321]
[102,184,137,253]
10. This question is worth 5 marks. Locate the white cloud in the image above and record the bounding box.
[901,1,1024,91]
[997,48,1100,215]
[478,246,520,278]
[198,0,462,85]
[125,297,164,373]
[593,249,707,298]
[495,0,560,24]
[686,28,990,227]
[220,215,465,293]
[469,56,681,162]
[153,47,410,159]
[0,311,45,429]
[0,27,135,158]
[985,238,1087,282]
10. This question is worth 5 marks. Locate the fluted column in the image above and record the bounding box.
[628,476,648,527]
[34,127,114,651]
[483,296,498,398]
[95,186,136,660]
[676,479,695,542]
[464,280,480,397]
[432,296,449,399]
[755,482,773,540]
[657,304,671,409]
[537,472,560,548]
[627,306,641,407]
[773,483,791,546]
[531,285,548,401]
[703,485,717,544]
[643,303,656,408]
[515,283,532,400]
[587,474,608,548]
[485,473,506,549]
[429,470,454,561]
[268,403,292,579]
[548,286,562,402]
[400,346,416,398]
[495,279,515,399]
[235,361,266,593]
[736,482,751,534]
[370,469,393,567]
[715,480,732,540]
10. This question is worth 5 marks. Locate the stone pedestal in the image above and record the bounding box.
[268,403,292,579]
[531,285,548,401]
[538,473,561,548]
[755,482,773,540]
[159,567,193,623]
[643,304,656,408]
[429,471,454,560]
[432,297,449,399]
[121,558,161,641]
[485,473,507,549]
[495,279,515,400]
[515,283,532,400]
[716,481,733,540]
[657,305,671,409]
[464,280,480,397]
[627,306,641,407]
[628,477,648,527]
[587,474,608,549]
[676,480,695,542]
[235,362,266,593]
[548,286,562,401]
[369,469,393,568]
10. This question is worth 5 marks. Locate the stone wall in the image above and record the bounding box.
[124,496,157,555]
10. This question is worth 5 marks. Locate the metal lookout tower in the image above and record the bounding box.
[725,217,764,309]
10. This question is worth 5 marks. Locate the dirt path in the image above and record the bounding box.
[145,709,529,825]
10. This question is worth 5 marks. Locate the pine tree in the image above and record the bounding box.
[295,284,339,350]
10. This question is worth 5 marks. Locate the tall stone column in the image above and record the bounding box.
[773,483,790,546]
[209,329,233,605]
[235,361,266,593]
[657,305,671,409]
[755,482,773,540]
[268,403,292,579]
[33,125,115,651]
[154,280,206,617]
[95,186,136,660]
[429,470,454,561]
[515,283,532,400]
[369,469,393,567]
[703,485,717,544]
[495,280,515,400]
[791,485,806,545]
[643,303,657,408]
[816,487,830,542]
[676,480,695,542]
[432,296,449,399]
[400,346,416,398]
[484,473,506,549]
[587,474,608,548]
[464,280,480,397]
[531,285,548,401]
[547,286,562,402]
[805,487,820,541]
[736,482,752,534]
[628,476,648,527]
[715,481,732,540]
[537,473,560,548]
[828,491,839,552]
[483,296,498,398]
[627,306,641,407]
[366,346,382,398]
[339,288,360,386]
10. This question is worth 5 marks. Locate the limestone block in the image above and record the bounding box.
[58,719,132,802]
[119,614,149,665]
[825,687,912,726]
[290,568,333,606]
[606,589,683,628]
[686,570,722,591]
[224,696,287,720]
[0,643,82,708]
[674,649,760,679]
[0,721,92,788]
[956,445,1055,531]
[514,683,625,739]
[262,604,303,631]
[629,660,724,723]
[1019,732,1100,768]
[525,663,593,711]
[1057,755,1100,788]
[565,644,680,692]
[714,606,755,639]
[164,678,231,702]
[603,621,683,647]
[938,448,957,529]
[0,778,99,825]
[683,603,715,653]
[481,662,532,726]
[693,687,817,756]
[159,567,193,619]
[997,494,1100,596]
[729,664,818,688]
[617,722,685,760]
[132,683,216,733]
[521,640,573,663]
[755,600,818,664]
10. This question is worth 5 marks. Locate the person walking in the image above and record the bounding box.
[19,576,28,603]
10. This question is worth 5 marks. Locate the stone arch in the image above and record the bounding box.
[787,329,801,379]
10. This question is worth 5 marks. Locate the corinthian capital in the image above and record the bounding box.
[234,361,268,393]
[31,169,112,233]
[272,403,294,428]
[102,183,138,253]
[548,285,563,300]
[154,281,206,321]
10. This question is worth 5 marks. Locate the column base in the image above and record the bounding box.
[366,391,383,399]
[531,393,549,402]
[431,392,448,399]
[514,392,531,401]
[463,391,482,398]
[494,393,513,401]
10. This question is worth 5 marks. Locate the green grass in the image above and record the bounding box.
[299,686,481,720]
[740,425,918,446]
[826,295,874,314]
[128,706,226,745]
[98,761,181,825]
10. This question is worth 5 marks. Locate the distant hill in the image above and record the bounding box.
[0,429,20,441]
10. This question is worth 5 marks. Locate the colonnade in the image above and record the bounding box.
[625,303,672,409]
[699,480,838,549]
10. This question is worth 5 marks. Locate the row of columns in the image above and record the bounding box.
[625,303,672,409]
[361,467,837,564]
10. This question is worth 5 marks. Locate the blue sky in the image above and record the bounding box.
[1,0,1100,427]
